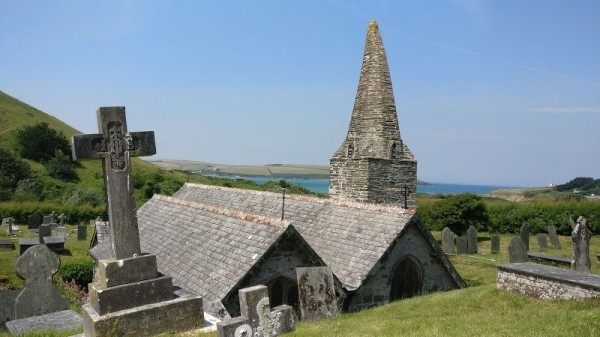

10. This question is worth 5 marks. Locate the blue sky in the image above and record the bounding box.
[1,0,599,187]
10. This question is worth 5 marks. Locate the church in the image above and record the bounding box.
[137,20,463,318]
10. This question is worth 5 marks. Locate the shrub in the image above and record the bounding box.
[13,179,45,202]
[62,188,105,207]
[0,147,30,190]
[59,260,94,290]
[423,193,490,234]
[45,150,78,181]
[16,122,71,162]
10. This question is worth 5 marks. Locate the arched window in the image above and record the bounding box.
[347,144,354,158]
[390,255,423,301]
[266,276,299,312]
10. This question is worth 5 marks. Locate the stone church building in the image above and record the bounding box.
[137,20,463,318]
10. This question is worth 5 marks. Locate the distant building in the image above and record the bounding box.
[329,20,417,207]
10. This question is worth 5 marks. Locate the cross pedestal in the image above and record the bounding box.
[73,107,203,336]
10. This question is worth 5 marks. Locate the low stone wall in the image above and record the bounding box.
[497,262,600,300]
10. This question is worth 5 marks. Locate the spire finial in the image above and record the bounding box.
[369,19,378,30]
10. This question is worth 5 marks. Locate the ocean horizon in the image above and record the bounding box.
[232,177,522,195]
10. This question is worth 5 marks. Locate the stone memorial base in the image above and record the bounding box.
[0,239,15,249]
[5,310,82,335]
[82,254,203,336]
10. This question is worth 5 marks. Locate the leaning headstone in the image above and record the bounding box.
[296,266,337,321]
[456,235,468,254]
[570,217,591,272]
[28,215,42,230]
[467,225,478,254]
[508,235,528,263]
[73,106,202,336]
[38,224,52,243]
[537,233,548,251]
[55,226,67,241]
[14,244,69,318]
[490,235,500,254]
[57,213,66,226]
[441,227,456,254]
[217,285,295,337]
[547,224,561,249]
[77,225,87,240]
[520,223,529,251]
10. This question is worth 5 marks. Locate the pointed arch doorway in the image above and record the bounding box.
[390,255,423,301]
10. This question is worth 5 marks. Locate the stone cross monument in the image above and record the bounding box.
[72,107,202,336]
[72,107,155,259]
[570,216,591,272]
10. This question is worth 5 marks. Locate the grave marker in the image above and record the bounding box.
[77,224,87,240]
[38,224,52,243]
[28,215,42,230]
[537,233,548,251]
[456,235,468,254]
[467,225,478,254]
[56,226,67,241]
[491,235,500,254]
[520,223,529,251]
[14,244,69,318]
[296,266,337,321]
[570,217,591,272]
[73,107,202,336]
[57,213,66,226]
[441,227,455,254]
[43,214,54,225]
[548,224,561,249]
[508,235,528,263]
[217,285,294,337]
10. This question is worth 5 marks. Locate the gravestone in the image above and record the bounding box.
[441,227,455,254]
[28,215,42,230]
[73,106,202,336]
[296,266,337,321]
[456,235,468,254]
[467,225,478,254]
[217,285,295,337]
[43,236,65,253]
[508,235,528,263]
[7,217,14,236]
[77,225,87,240]
[43,214,54,225]
[56,226,67,240]
[570,217,591,272]
[18,239,39,255]
[520,223,529,251]
[0,238,15,249]
[14,244,69,318]
[57,213,66,226]
[537,233,548,251]
[6,310,82,335]
[490,235,500,254]
[547,224,561,249]
[38,224,52,243]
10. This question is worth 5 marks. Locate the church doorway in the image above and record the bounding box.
[266,276,299,312]
[389,255,423,301]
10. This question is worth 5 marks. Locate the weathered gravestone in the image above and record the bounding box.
[57,213,66,226]
[456,235,468,254]
[520,223,529,251]
[467,225,478,254]
[0,238,15,249]
[547,224,561,250]
[570,216,591,272]
[6,309,83,335]
[77,224,87,240]
[508,235,528,263]
[296,266,337,321]
[43,214,55,226]
[28,215,42,231]
[537,233,548,251]
[441,227,455,254]
[55,226,67,241]
[490,235,500,254]
[13,244,70,318]
[6,217,14,236]
[216,285,295,337]
[73,107,203,336]
[38,224,52,243]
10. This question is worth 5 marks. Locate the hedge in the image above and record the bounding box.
[0,201,106,225]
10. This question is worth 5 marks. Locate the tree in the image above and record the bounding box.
[45,149,79,181]
[0,147,30,190]
[427,193,490,234]
[16,122,71,162]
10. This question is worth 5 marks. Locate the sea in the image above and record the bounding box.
[239,177,520,195]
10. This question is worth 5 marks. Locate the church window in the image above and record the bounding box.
[390,255,423,301]
[348,144,354,157]
[266,276,299,313]
[391,143,398,159]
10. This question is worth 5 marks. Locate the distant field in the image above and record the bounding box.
[149,159,329,178]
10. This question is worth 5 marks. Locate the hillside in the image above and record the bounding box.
[151,159,330,179]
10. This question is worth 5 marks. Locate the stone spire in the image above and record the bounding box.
[329,20,417,207]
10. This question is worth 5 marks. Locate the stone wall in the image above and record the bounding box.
[497,263,600,300]
[346,223,459,311]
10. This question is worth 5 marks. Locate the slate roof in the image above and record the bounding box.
[172,183,415,289]
[137,194,293,304]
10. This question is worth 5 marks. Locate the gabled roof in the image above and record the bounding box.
[137,194,296,304]
[173,183,415,289]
